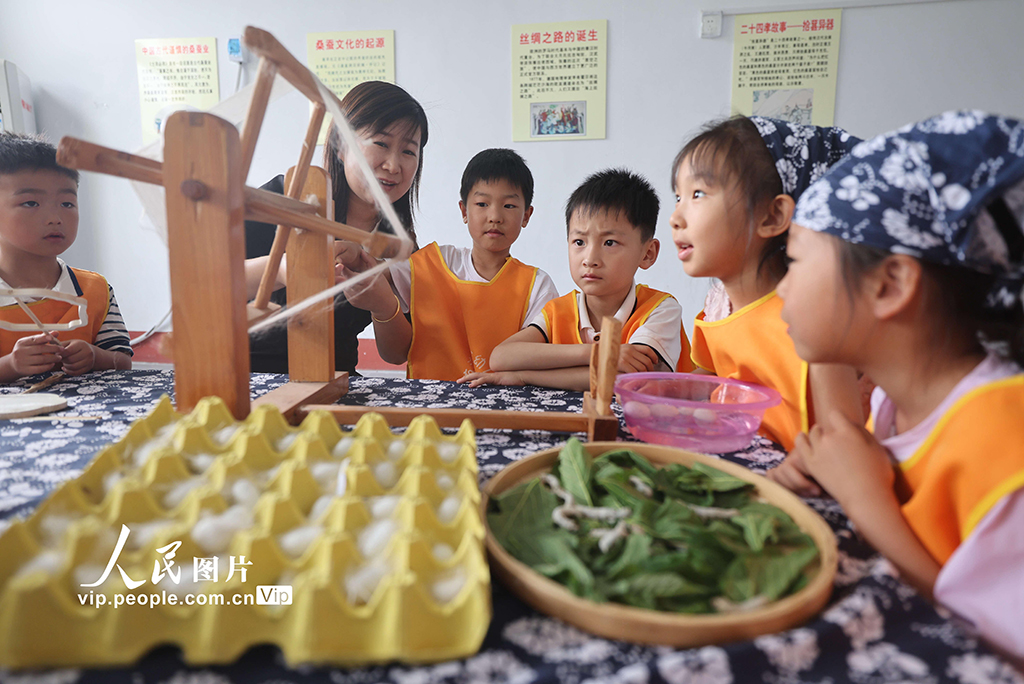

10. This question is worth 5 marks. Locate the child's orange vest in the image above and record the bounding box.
[407,242,540,380]
[0,268,109,356]
[898,375,1024,564]
[541,285,693,371]
[690,291,809,451]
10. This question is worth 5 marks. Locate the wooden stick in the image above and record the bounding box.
[595,317,622,417]
[300,405,594,432]
[24,372,66,394]
[244,200,409,258]
[253,103,326,310]
[239,57,278,180]
[12,296,48,331]
[56,136,400,256]
[243,27,341,108]
[57,136,162,185]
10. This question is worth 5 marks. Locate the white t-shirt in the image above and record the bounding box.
[870,353,1024,658]
[388,244,559,328]
[528,281,684,371]
[701,280,732,323]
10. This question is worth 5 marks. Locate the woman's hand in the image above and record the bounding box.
[335,240,373,271]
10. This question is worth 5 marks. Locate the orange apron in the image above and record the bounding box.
[407,242,539,380]
[0,268,109,356]
[691,291,808,450]
[898,375,1024,564]
[541,285,693,371]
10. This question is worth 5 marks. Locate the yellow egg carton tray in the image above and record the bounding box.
[0,396,490,669]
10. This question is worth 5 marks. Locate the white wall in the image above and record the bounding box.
[2,0,1023,337]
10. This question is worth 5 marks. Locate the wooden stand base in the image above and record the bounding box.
[298,399,620,441]
[582,392,619,441]
[253,372,349,424]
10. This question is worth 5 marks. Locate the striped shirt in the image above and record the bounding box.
[0,258,133,356]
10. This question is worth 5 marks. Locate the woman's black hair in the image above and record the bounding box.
[835,240,1024,366]
[671,116,787,283]
[323,81,428,245]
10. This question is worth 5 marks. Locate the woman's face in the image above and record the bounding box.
[342,120,422,209]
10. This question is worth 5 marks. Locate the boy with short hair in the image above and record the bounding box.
[0,132,132,382]
[460,168,692,391]
[341,148,558,380]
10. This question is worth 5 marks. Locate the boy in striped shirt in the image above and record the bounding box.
[0,132,132,382]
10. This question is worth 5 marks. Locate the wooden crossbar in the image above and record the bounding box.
[55,137,406,259]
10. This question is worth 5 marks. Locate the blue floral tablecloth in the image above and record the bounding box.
[0,370,1020,684]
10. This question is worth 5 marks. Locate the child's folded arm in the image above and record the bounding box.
[488,326,591,371]
[458,366,591,392]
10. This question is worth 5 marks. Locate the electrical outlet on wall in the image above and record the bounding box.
[700,11,723,39]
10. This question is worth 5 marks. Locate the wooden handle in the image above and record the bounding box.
[57,137,162,184]
[595,317,622,416]
[253,103,327,310]
[56,136,318,222]
[244,200,408,258]
[239,57,279,180]
[243,27,342,108]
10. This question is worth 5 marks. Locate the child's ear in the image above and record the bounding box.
[521,205,534,228]
[870,254,922,320]
[459,200,468,224]
[755,194,795,239]
[638,238,660,270]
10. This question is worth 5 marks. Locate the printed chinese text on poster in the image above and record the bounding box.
[135,37,220,145]
[511,20,607,142]
[307,30,395,145]
[731,10,842,127]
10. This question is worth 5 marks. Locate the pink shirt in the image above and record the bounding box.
[870,353,1024,658]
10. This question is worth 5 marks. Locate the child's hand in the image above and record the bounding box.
[767,448,822,497]
[9,334,62,376]
[60,339,97,376]
[457,371,525,388]
[799,411,896,513]
[617,344,659,373]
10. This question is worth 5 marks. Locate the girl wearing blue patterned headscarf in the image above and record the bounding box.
[670,116,862,452]
[776,111,1024,658]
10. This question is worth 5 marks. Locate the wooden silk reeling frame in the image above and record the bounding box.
[56,26,620,441]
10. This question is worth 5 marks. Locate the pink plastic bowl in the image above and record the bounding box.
[614,373,782,453]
